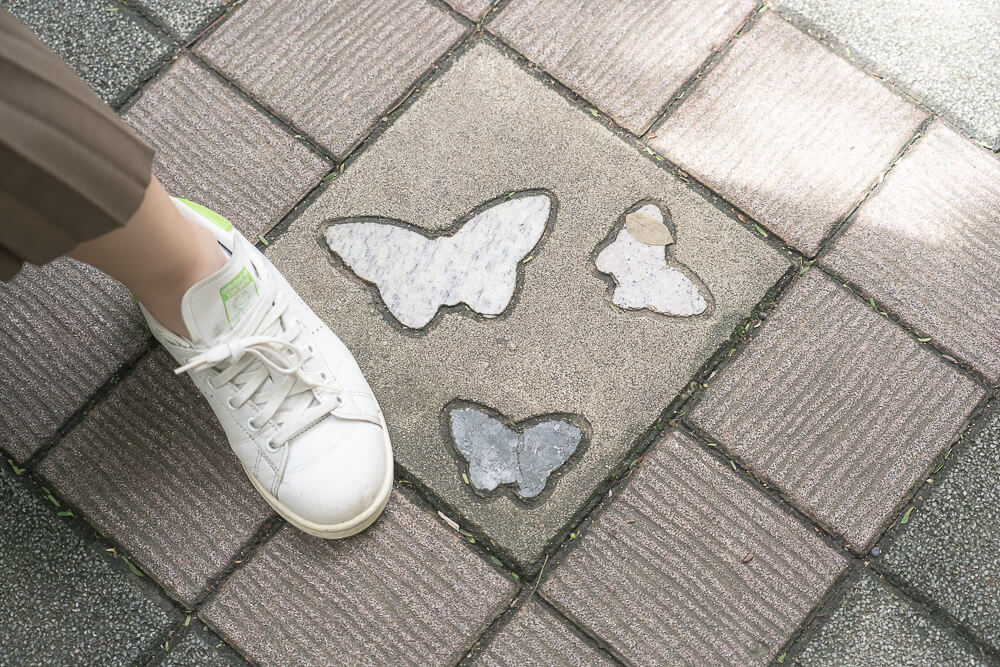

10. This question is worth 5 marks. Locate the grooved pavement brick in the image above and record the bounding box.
[202,489,516,665]
[472,597,616,666]
[542,430,846,666]
[123,55,329,239]
[490,0,756,134]
[197,0,465,158]
[691,271,985,551]
[0,259,148,462]
[39,349,272,606]
[447,0,492,20]
[825,123,1000,384]
[792,571,988,665]
[650,12,925,255]
[883,404,1000,652]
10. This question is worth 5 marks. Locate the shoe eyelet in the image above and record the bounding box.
[265,439,281,453]
[247,418,262,433]
[226,396,238,409]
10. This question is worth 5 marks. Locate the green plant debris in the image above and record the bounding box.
[489,555,503,567]
[40,487,60,507]
[57,510,74,518]
[122,556,144,578]
[322,171,337,181]
[461,472,470,485]
[257,234,269,246]
[917,337,931,343]
[610,303,620,314]
[900,506,914,524]
[753,224,768,237]
[569,532,579,540]
[704,442,718,447]
[777,652,786,663]
[184,614,191,627]
[729,460,737,472]
[587,108,600,117]
[7,459,24,475]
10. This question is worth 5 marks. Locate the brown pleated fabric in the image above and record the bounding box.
[0,9,154,281]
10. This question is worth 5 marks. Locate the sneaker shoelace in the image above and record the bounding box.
[174,283,343,449]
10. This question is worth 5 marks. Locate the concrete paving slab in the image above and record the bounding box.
[0,259,148,462]
[883,404,1000,653]
[1,0,173,106]
[196,0,465,158]
[134,0,226,41]
[39,349,272,606]
[825,123,1000,384]
[123,55,329,239]
[266,43,790,569]
[792,571,988,665]
[650,12,925,255]
[471,596,615,666]
[202,488,516,665]
[691,270,985,551]
[542,429,847,665]
[163,623,247,666]
[490,0,756,134]
[0,462,175,665]
[774,0,1000,149]
[447,0,492,21]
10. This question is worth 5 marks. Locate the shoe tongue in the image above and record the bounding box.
[181,241,265,345]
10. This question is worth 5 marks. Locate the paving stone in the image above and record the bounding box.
[266,43,790,569]
[650,12,925,255]
[472,596,615,666]
[133,0,226,41]
[691,270,986,551]
[883,403,1000,652]
[0,462,175,665]
[39,348,272,606]
[197,0,465,158]
[825,123,1000,384]
[490,0,756,134]
[123,55,329,239]
[162,624,247,666]
[1,0,173,106]
[792,571,988,665]
[542,429,847,665]
[774,0,1000,149]
[447,0,492,20]
[0,258,148,462]
[202,488,515,665]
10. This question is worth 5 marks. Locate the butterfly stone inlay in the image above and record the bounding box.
[325,193,551,329]
[448,404,582,500]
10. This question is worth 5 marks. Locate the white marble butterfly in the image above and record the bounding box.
[326,194,551,329]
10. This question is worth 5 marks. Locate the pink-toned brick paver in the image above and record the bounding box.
[691,270,986,551]
[197,0,466,158]
[448,0,492,21]
[825,123,1000,384]
[542,429,846,666]
[650,12,925,255]
[123,55,329,239]
[490,0,756,134]
[39,350,272,606]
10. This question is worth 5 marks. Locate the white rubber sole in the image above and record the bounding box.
[244,412,394,539]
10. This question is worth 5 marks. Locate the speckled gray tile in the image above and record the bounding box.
[202,488,515,665]
[39,349,272,606]
[883,404,1000,652]
[162,624,247,666]
[490,0,756,134]
[543,430,847,665]
[265,43,789,570]
[1,0,173,106]
[691,271,986,551]
[197,0,465,157]
[123,55,329,238]
[472,597,616,666]
[774,0,1000,148]
[133,0,226,41]
[0,258,148,462]
[651,12,926,255]
[447,0,491,20]
[825,123,1000,384]
[792,571,988,665]
[0,462,176,665]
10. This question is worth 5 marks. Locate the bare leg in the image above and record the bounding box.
[69,175,225,338]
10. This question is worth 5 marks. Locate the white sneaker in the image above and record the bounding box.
[139,198,393,539]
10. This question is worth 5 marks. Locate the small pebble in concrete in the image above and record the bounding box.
[596,203,710,316]
[326,194,550,329]
[162,623,247,666]
[449,404,582,500]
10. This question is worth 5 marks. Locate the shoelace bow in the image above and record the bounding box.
[174,288,343,449]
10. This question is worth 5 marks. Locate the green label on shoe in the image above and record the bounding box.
[220,267,258,329]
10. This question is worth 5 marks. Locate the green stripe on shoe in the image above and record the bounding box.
[175,198,233,231]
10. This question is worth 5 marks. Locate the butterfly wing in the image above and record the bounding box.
[516,419,582,498]
[448,406,519,493]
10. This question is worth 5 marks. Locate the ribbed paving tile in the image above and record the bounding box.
[825,123,1000,384]
[123,55,329,238]
[39,349,272,606]
[448,0,492,20]
[0,258,148,462]
[490,0,756,134]
[202,488,515,665]
[691,270,986,551]
[472,596,616,666]
[542,429,847,665]
[792,571,988,665]
[197,0,465,157]
[650,12,925,255]
[883,404,1000,652]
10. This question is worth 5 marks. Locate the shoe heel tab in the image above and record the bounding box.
[172,197,234,232]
